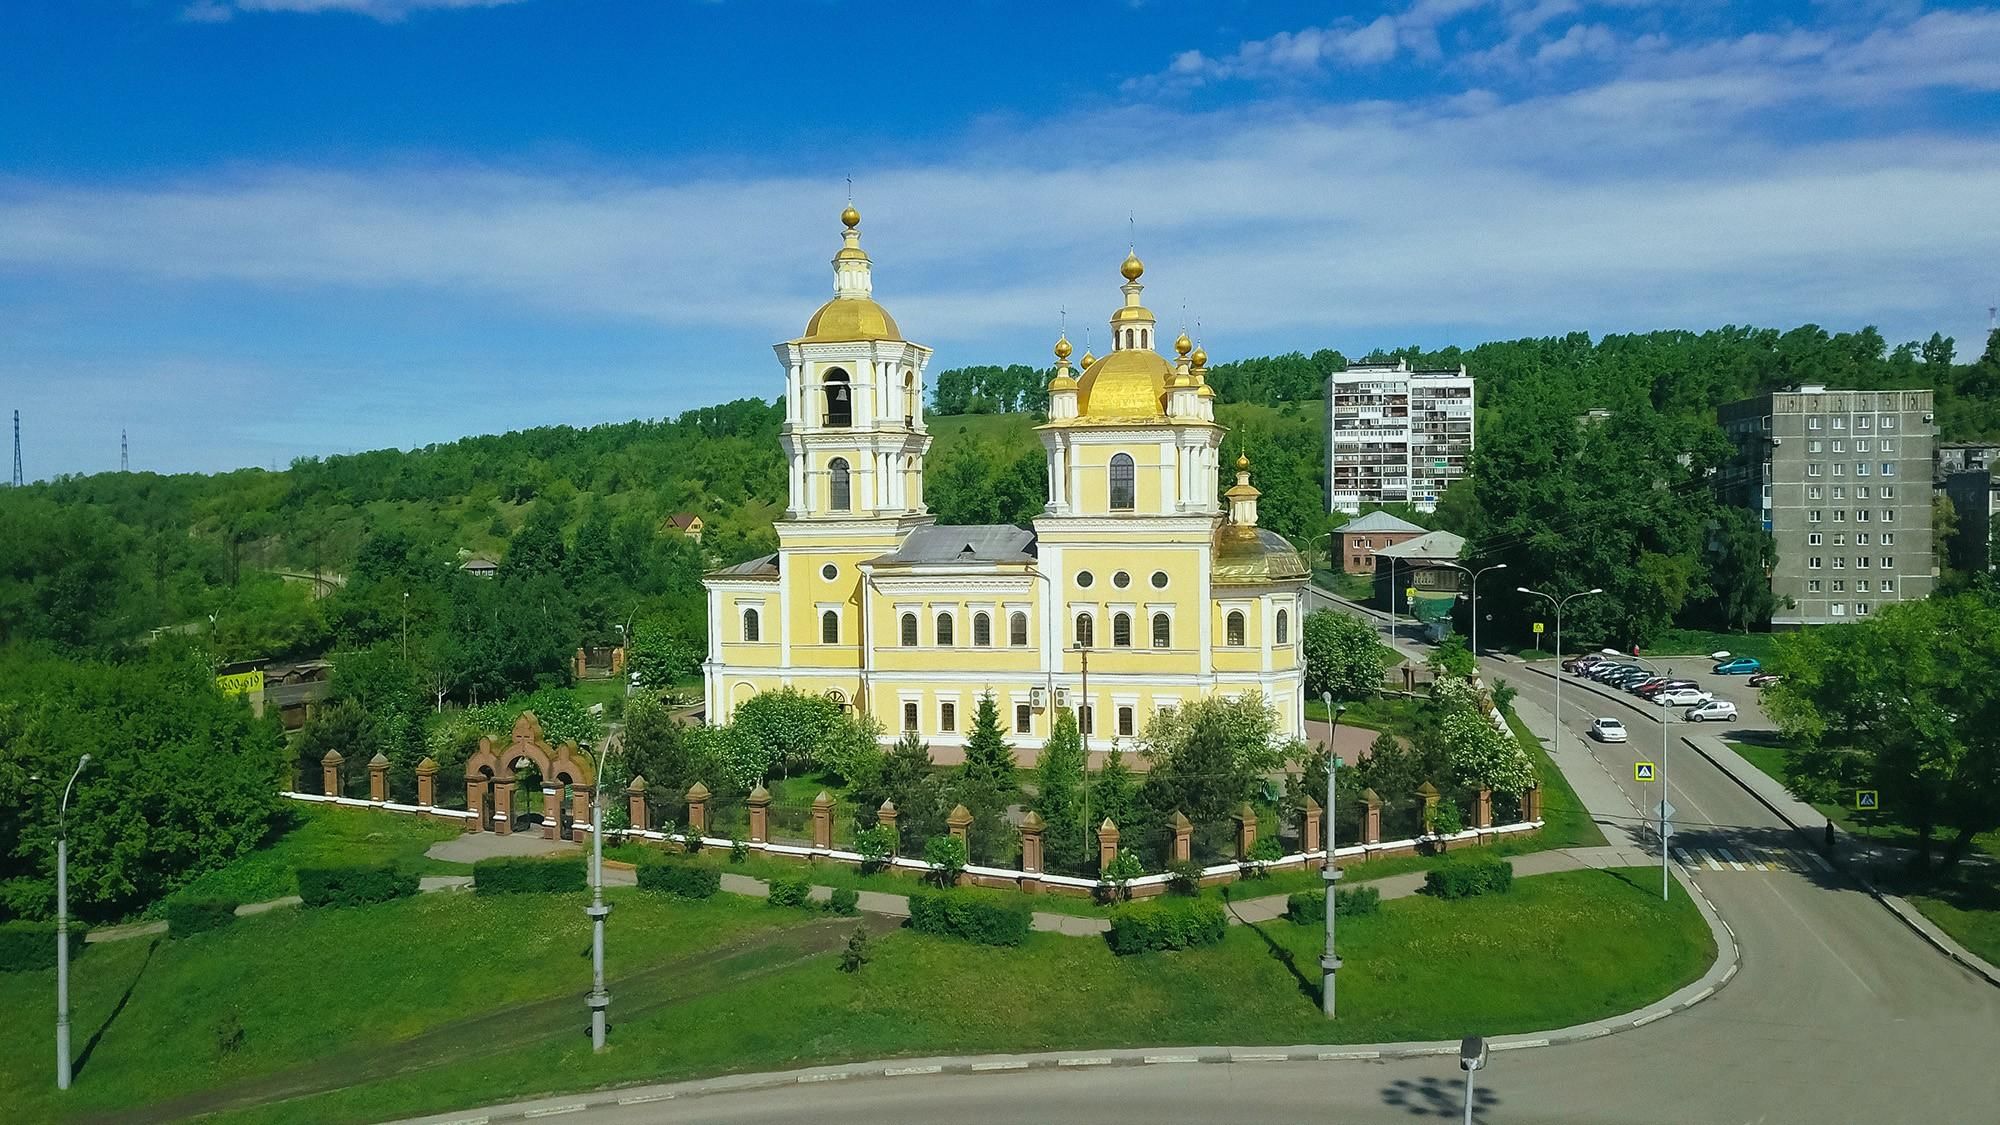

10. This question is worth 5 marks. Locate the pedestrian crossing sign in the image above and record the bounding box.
[1532,622,1544,634]
[1855,790,1879,811]
[1634,761,1656,782]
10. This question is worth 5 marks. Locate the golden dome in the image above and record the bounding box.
[802,296,902,342]
[1121,250,1144,281]
[1236,453,1250,470]
[1212,526,1307,586]
[1054,334,1073,360]
[1197,382,1215,399]
[841,205,860,229]
[1079,349,1097,368]
[1077,347,1172,418]
[1191,346,1207,367]
[1174,331,1192,356]
[1049,371,1079,392]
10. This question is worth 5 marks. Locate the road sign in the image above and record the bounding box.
[1634,761,1656,782]
[1532,621,1544,635]
[1855,790,1880,811]
[1655,800,1676,822]
[1406,586,1417,601]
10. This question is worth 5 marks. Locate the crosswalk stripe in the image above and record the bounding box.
[1716,848,1747,871]
[1696,848,1723,871]
[1743,848,1771,871]
[1803,850,1833,871]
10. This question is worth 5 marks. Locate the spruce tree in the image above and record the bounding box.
[1089,744,1139,863]
[959,691,1015,789]
[1035,709,1089,873]
[954,692,1017,865]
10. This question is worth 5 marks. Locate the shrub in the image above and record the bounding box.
[166,897,239,939]
[853,825,895,873]
[1423,859,1514,900]
[472,856,587,895]
[830,887,860,916]
[1285,884,1383,923]
[1430,797,1465,838]
[767,874,813,909]
[635,860,721,899]
[1096,848,1145,903]
[1165,859,1206,897]
[297,863,419,908]
[906,890,1031,946]
[730,835,750,863]
[838,924,871,973]
[0,921,85,972]
[214,1007,246,1057]
[677,822,706,854]
[1243,836,1284,878]
[1107,899,1227,954]
[923,835,968,888]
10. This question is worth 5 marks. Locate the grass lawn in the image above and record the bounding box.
[1503,706,1607,849]
[183,866,1711,1125]
[0,889,798,1125]
[1725,740,2000,864]
[1643,628,1779,662]
[164,802,469,909]
[1902,878,2000,966]
[1308,692,1426,734]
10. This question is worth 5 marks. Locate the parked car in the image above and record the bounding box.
[1713,657,1762,675]
[1636,679,1699,699]
[1685,699,1739,722]
[1589,717,1629,743]
[1627,676,1669,693]
[1569,655,1611,674]
[1606,669,1651,686]
[1748,672,1784,687]
[1655,688,1714,707]
[1593,663,1639,681]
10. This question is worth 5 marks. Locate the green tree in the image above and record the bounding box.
[1034,709,1090,874]
[1765,592,2000,873]
[959,692,1014,790]
[1088,746,1139,864]
[1439,709,1536,795]
[1302,609,1390,700]
[628,616,699,687]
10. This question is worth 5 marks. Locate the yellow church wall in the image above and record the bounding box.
[1065,441,1172,514]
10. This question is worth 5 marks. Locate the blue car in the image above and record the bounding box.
[1713,657,1762,675]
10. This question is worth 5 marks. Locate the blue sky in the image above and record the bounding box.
[3,0,1997,477]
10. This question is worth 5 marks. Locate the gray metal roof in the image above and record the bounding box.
[710,552,779,578]
[1340,511,1425,535]
[1372,530,1465,561]
[869,524,1037,566]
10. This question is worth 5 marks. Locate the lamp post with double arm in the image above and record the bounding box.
[1608,649,1673,902]
[1320,690,1346,1017]
[1515,587,1604,774]
[53,753,89,1090]
[1434,561,1507,657]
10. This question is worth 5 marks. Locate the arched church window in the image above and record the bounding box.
[742,608,760,642]
[900,612,918,647]
[1112,612,1132,648]
[973,612,992,647]
[821,609,840,644]
[935,611,955,646]
[1151,612,1170,648]
[1075,612,1094,649]
[1109,453,1136,511]
[1275,608,1290,645]
[1009,611,1029,646]
[823,369,852,428]
[1226,610,1246,647]
[829,457,851,511]
[904,371,917,427]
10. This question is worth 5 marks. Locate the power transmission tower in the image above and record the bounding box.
[121,428,129,472]
[10,410,20,487]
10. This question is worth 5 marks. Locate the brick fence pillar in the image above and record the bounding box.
[368,752,390,803]
[1417,781,1441,835]
[626,775,649,832]
[1019,811,1045,887]
[1097,818,1120,872]
[877,799,899,856]
[946,803,973,847]
[541,786,561,840]
[1170,810,1193,864]
[1475,787,1493,830]
[465,776,485,831]
[574,647,588,680]
[1233,802,1257,861]
[1361,788,1382,845]
[415,756,438,808]
[1524,783,1543,823]
[492,778,515,836]
[748,784,771,843]
[320,750,344,797]
[1302,796,1322,854]
[686,781,711,835]
[812,790,835,850]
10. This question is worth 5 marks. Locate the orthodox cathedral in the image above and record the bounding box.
[702,206,1308,762]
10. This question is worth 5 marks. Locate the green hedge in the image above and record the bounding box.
[1423,859,1515,900]
[906,890,1031,946]
[0,921,85,972]
[1106,899,1227,954]
[472,856,587,895]
[635,861,721,899]
[166,897,239,939]
[1285,885,1383,924]
[767,875,812,909]
[297,864,420,908]
[830,887,860,916]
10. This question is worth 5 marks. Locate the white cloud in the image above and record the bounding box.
[1130,0,1497,89]
[182,0,529,23]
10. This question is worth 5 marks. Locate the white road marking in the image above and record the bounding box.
[1144,1055,1201,1064]
[1492,1038,1549,1050]
[795,1073,848,1083]
[884,1065,943,1076]
[1317,1050,1379,1060]
[1233,1053,1291,1062]
[1058,1057,1113,1067]
[1803,850,1833,871]
[524,1107,586,1119]
[616,1094,674,1105]
[1742,848,1771,871]
[1697,848,1724,871]
[971,1061,1029,1072]
[1716,848,1747,871]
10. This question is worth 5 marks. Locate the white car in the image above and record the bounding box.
[1685,699,1738,723]
[1589,717,1628,743]
[1654,688,1713,707]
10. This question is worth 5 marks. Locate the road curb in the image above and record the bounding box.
[1522,662,2000,992]
[393,872,1741,1125]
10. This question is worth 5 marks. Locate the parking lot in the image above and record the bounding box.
[1558,653,1779,738]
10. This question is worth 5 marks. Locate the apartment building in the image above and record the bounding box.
[1326,360,1474,514]
[1719,385,1937,627]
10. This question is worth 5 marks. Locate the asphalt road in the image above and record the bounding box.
[416,618,2000,1125]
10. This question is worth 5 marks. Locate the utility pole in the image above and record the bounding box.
[1075,640,1091,857]
[1320,692,1344,1017]
[12,410,22,487]
[55,753,90,1090]
[586,737,614,1051]
[120,429,128,473]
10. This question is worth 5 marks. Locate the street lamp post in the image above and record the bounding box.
[1074,640,1092,858]
[1515,587,1604,771]
[1436,562,1507,656]
[54,753,89,1090]
[1320,691,1345,1017]
[1459,1036,1488,1125]
[1608,648,1673,902]
[586,736,619,1051]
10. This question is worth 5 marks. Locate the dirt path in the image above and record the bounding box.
[110,914,893,1125]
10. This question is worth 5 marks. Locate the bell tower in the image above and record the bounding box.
[776,205,934,521]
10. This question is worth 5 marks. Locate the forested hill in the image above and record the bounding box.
[3,322,1996,673]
